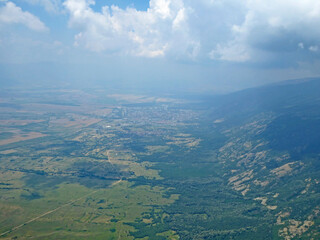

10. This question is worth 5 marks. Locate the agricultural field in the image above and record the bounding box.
[1,79,320,239]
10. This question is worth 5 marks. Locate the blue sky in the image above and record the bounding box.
[1,0,320,92]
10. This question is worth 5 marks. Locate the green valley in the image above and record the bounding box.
[0,79,320,239]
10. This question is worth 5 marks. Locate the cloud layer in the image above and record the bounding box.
[1,0,320,66]
[62,0,320,63]
[23,0,62,14]
[0,1,48,31]
[63,0,198,58]
[211,0,320,62]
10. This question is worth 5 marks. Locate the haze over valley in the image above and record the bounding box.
[1,0,320,239]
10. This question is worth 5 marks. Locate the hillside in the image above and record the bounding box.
[0,78,319,239]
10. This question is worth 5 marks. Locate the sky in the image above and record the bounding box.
[0,0,320,93]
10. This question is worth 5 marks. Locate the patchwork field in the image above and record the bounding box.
[0,82,320,239]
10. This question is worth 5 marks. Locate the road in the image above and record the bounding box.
[0,172,123,238]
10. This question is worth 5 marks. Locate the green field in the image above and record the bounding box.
[0,82,320,239]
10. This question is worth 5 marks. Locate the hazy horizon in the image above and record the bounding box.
[1,0,320,93]
[1,2,320,239]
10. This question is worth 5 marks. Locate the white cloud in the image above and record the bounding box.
[209,43,250,62]
[298,42,304,49]
[210,0,320,62]
[63,0,198,58]
[63,0,320,62]
[23,0,62,14]
[309,45,319,52]
[0,1,48,31]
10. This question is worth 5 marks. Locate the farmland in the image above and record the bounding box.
[1,80,320,239]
